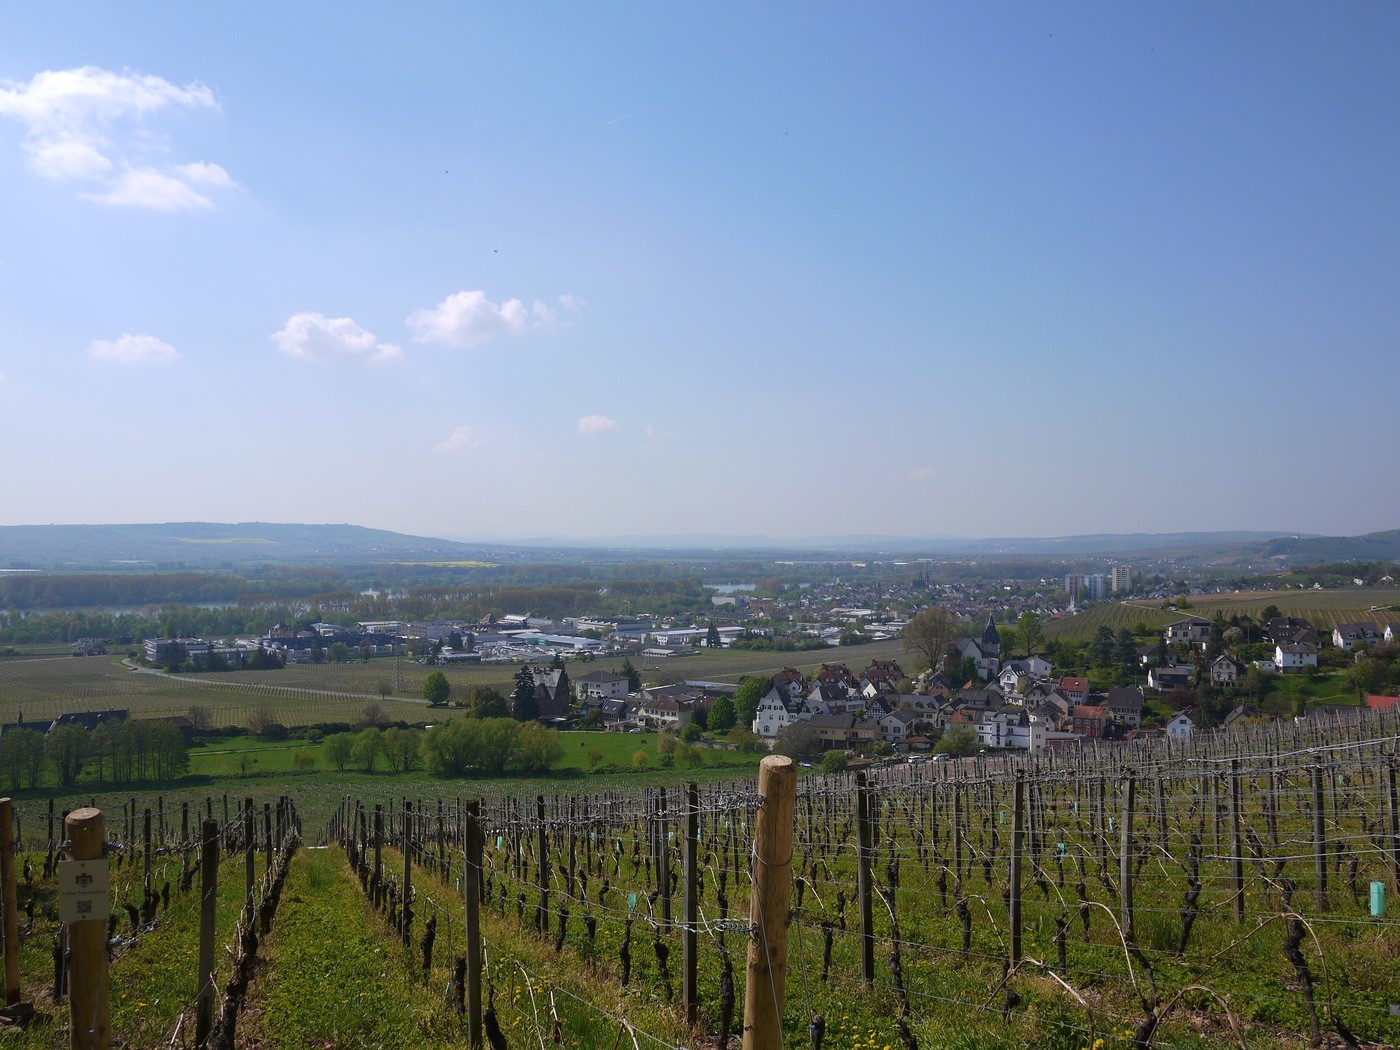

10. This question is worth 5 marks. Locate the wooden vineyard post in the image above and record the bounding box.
[65,807,110,1050]
[1312,765,1328,911]
[1386,757,1400,893]
[263,803,273,878]
[142,808,152,902]
[952,784,963,891]
[401,800,413,946]
[195,819,218,1047]
[463,801,483,1050]
[742,755,796,1050]
[373,805,384,910]
[683,780,699,1029]
[855,771,875,985]
[1,798,20,1008]
[1229,759,1244,924]
[536,796,549,935]
[243,799,255,918]
[1009,772,1024,968]
[1119,773,1135,942]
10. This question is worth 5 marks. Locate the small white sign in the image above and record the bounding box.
[57,859,110,923]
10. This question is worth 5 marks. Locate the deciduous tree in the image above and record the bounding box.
[902,607,961,673]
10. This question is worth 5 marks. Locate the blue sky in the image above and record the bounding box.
[1,4,1396,542]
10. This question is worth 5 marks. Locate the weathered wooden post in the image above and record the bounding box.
[1385,757,1400,893]
[855,771,875,984]
[142,808,152,902]
[195,819,218,1047]
[243,798,255,918]
[64,808,110,1050]
[1119,773,1136,941]
[742,755,796,1050]
[463,802,483,1049]
[1312,764,1328,911]
[1,798,21,1007]
[1229,759,1244,924]
[535,795,549,935]
[401,800,413,946]
[373,805,384,910]
[1009,772,1024,967]
[683,780,699,1029]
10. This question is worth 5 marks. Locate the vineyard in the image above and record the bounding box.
[1046,590,1400,647]
[3,710,1398,1048]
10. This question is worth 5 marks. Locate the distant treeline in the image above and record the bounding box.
[0,570,345,610]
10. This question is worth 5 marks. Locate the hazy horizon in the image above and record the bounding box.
[3,5,1397,539]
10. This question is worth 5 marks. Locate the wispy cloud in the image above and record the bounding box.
[908,466,939,481]
[89,333,178,364]
[435,426,482,454]
[407,290,579,349]
[271,313,401,366]
[0,66,234,211]
[644,424,676,445]
[578,415,618,437]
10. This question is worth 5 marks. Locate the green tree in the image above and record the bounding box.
[352,727,384,772]
[585,747,605,769]
[1016,612,1045,658]
[421,720,475,777]
[383,727,419,772]
[325,732,355,772]
[773,722,821,760]
[680,720,703,743]
[819,749,848,774]
[46,725,89,788]
[517,722,563,772]
[466,686,509,719]
[621,657,642,694]
[708,695,737,732]
[933,724,978,757]
[733,677,766,726]
[1090,626,1116,666]
[328,641,350,663]
[0,728,45,790]
[706,622,721,648]
[1114,628,1138,673]
[902,606,960,673]
[423,670,451,707]
[511,665,540,721]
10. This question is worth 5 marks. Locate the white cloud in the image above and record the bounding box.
[85,167,213,211]
[271,313,402,366]
[177,161,234,187]
[578,414,619,436]
[908,467,939,481]
[407,290,580,348]
[435,426,482,454]
[0,66,231,210]
[89,333,179,364]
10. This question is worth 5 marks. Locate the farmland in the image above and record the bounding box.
[2,711,1397,1049]
[1045,589,1400,646]
[0,640,910,731]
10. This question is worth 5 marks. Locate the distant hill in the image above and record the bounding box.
[0,522,508,568]
[1257,530,1400,564]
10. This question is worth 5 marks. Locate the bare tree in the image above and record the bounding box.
[902,606,961,673]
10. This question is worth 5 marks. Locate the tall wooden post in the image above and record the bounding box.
[1229,759,1244,923]
[463,802,483,1050]
[1009,773,1024,967]
[1312,765,1328,911]
[373,806,384,910]
[243,799,255,918]
[535,796,549,935]
[195,819,218,1047]
[855,771,875,984]
[742,755,796,1050]
[142,808,152,901]
[1385,758,1399,893]
[1,798,21,1007]
[683,781,699,1028]
[401,800,413,945]
[65,808,110,1050]
[1119,774,1135,941]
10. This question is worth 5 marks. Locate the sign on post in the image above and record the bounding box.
[57,860,110,923]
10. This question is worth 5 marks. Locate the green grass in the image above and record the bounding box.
[238,847,462,1048]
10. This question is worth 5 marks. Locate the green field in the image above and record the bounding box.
[1046,588,1400,645]
[0,640,910,730]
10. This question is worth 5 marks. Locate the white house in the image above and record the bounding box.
[1165,712,1195,741]
[1332,623,1383,652]
[1164,617,1213,648]
[1274,643,1318,674]
[752,688,800,738]
[574,671,630,702]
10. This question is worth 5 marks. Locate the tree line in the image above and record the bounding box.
[0,718,189,790]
